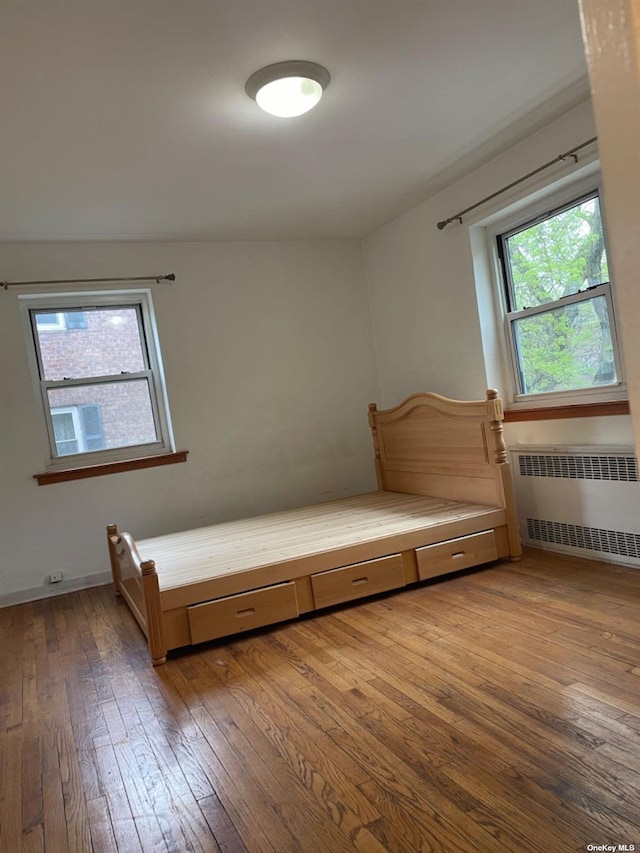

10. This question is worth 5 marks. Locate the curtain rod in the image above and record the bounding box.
[2,273,175,290]
[436,136,598,231]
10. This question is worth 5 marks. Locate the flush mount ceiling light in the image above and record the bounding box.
[245,60,330,118]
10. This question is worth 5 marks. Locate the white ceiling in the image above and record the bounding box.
[0,0,590,242]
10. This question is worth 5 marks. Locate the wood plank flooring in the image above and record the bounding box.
[1,547,639,852]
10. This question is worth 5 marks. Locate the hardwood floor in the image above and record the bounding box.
[1,547,639,852]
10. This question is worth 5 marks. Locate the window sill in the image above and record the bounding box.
[34,450,189,486]
[503,400,629,422]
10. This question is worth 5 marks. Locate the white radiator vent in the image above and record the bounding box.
[511,445,640,568]
[518,453,638,482]
[527,518,640,560]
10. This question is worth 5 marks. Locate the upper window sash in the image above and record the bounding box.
[29,303,150,382]
[498,189,604,314]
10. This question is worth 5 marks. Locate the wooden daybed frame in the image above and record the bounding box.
[107,390,522,664]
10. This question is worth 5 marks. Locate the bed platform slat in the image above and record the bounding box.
[108,389,522,664]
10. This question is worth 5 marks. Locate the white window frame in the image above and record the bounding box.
[486,179,627,409]
[20,289,175,471]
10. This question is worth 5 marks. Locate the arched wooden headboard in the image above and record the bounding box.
[368,389,510,509]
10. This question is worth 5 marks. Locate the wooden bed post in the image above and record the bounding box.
[106,523,122,596]
[140,560,167,666]
[368,403,385,490]
[486,389,523,561]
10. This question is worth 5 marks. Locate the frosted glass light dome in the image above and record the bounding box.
[246,61,330,118]
[256,76,322,118]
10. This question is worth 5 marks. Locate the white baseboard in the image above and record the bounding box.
[0,570,112,609]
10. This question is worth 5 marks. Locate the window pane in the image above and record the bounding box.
[64,311,87,329]
[34,306,147,380]
[37,312,64,329]
[52,411,80,455]
[506,196,608,310]
[52,411,76,442]
[512,295,617,395]
[56,439,80,456]
[47,379,158,454]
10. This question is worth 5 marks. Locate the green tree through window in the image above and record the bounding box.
[499,193,620,396]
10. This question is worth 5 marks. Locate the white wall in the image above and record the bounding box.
[504,416,633,449]
[0,240,380,603]
[363,98,634,449]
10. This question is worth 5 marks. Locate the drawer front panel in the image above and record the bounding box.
[188,582,299,644]
[311,554,404,610]
[416,530,497,581]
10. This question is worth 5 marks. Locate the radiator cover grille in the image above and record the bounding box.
[511,446,640,567]
[527,518,640,560]
[518,453,638,482]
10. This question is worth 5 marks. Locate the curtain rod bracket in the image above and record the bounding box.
[436,215,462,231]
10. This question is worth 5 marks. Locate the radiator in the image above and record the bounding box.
[509,445,640,567]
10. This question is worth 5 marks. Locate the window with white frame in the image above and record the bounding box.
[496,190,624,403]
[22,290,174,469]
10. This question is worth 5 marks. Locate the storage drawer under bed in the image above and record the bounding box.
[184,530,498,646]
[187,581,299,644]
[311,553,405,609]
[416,529,498,580]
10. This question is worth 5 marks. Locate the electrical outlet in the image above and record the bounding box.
[49,572,63,583]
